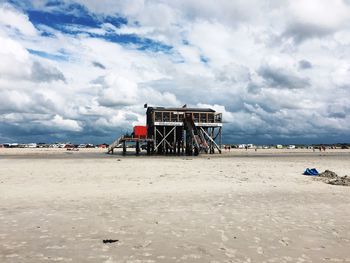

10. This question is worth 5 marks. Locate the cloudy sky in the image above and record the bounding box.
[0,0,350,144]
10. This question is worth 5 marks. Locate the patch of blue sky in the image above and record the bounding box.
[45,0,64,7]
[12,1,172,54]
[103,16,128,28]
[104,34,173,53]
[27,49,69,61]
[7,0,30,10]
[26,2,127,31]
[27,10,100,30]
[41,23,173,54]
[39,30,56,37]
[200,55,209,64]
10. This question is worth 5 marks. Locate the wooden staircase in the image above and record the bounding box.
[183,115,210,155]
[107,135,124,154]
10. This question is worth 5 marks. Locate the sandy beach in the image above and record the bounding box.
[1,148,350,262]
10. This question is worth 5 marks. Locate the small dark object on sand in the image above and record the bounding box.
[304,168,319,176]
[103,239,119,244]
[318,170,338,179]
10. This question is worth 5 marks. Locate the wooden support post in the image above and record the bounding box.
[219,127,222,153]
[182,128,185,154]
[185,129,188,155]
[173,127,176,154]
[185,129,193,156]
[210,128,214,154]
[154,126,156,151]
[147,141,151,155]
[123,141,126,155]
[136,141,140,155]
[155,127,162,154]
[166,142,169,154]
[194,146,199,156]
[163,126,166,153]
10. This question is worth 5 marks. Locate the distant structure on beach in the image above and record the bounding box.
[108,106,223,156]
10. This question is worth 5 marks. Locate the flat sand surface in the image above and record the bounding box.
[1,148,350,262]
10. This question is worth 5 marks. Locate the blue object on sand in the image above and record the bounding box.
[303,168,319,176]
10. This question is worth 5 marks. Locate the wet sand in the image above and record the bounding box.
[1,148,350,262]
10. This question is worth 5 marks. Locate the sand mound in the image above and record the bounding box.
[328,176,350,186]
[314,170,350,186]
[318,170,338,179]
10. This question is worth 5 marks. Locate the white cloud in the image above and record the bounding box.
[289,0,350,29]
[0,35,31,80]
[97,74,138,107]
[40,115,82,132]
[283,0,350,43]
[0,3,37,36]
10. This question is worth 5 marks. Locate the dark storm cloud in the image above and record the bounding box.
[246,82,261,94]
[31,61,66,83]
[328,112,346,119]
[327,105,349,119]
[124,113,138,121]
[0,122,85,143]
[298,60,312,70]
[0,90,56,114]
[92,61,106,69]
[282,23,334,44]
[258,65,310,89]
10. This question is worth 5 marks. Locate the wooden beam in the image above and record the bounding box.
[199,127,221,153]
[155,126,176,150]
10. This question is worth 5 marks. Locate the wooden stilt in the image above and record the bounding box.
[173,127,176,154]
[123,141,126,155]
[136,141,140,155]
[147,141,151,155]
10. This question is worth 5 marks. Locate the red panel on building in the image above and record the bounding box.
[133,126,147,138]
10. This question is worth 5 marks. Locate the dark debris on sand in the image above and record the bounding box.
[328,176,350,186]
[315,170,350,186]
[103,239,119,244]
[318,170,338,179]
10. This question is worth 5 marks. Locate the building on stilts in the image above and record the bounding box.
[107,106,223,156]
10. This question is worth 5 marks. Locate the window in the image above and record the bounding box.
[215,113,222,123]
[193,113,199,122]
[208,113,214,123]
[178,113,184,122]
[163,112,170,122]
[155,112,162,122]
[171,112,177,122]
[200,113,207,123]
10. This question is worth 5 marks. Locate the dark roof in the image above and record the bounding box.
[147,107,216,113]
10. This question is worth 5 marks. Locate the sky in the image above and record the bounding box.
[0,0,350,144]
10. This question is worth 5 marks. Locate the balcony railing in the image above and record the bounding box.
[153,111,222,123]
